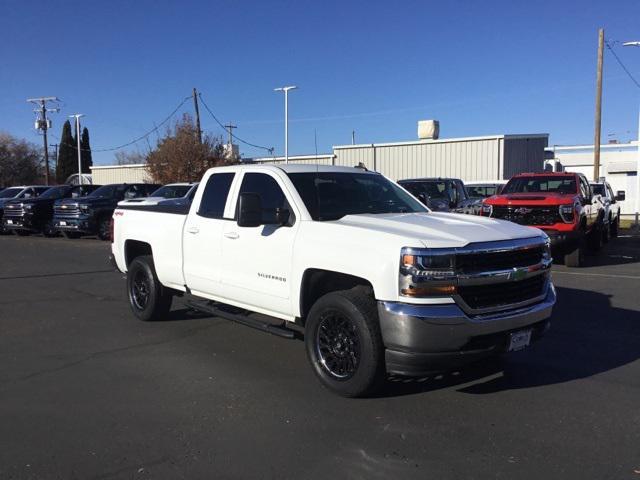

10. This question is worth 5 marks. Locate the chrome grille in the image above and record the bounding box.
[3,203,25,217]
[458,275,547,310]
[54,203,80,216]
[456,246,544,274]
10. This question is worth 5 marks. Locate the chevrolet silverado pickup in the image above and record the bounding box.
[0,185,50,234]
[3,184,100,236]
[481,172,604,267]
[398,177,476,214]
[112,164,555,397]
[590,180,625,242]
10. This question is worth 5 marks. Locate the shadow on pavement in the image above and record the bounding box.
[376,285,640,398]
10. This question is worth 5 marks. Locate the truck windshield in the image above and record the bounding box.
[503,176,577,195]
[0,187,22,198]
[150,184,191,198]
[287,172,427,221]
[39,186,68,199]
[87,185,119,198]
[591,184,605,196]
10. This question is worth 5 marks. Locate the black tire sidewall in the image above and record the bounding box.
[98,217,110,241]
[305,290,383,397]
[127,256,169,321]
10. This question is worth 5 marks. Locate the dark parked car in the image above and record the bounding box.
[398,177,475,213]
[0,186,50,234]
[53,183,160,240]
[2,184,101,236]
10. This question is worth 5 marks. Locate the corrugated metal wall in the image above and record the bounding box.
[253,155,335,166]
[333,138,503,181]
[91,165,151,185]
[502,137,548,179]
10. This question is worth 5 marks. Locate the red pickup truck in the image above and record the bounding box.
[480,172,604,267]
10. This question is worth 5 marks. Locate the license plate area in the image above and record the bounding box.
[508,329,532,352]
[59,221,67,226]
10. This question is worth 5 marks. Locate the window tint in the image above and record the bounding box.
[237,173,289,224]
[503,176,577,194]
[198,173,235,219]
[591,184,605,196]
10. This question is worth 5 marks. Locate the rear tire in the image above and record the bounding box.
[305,286,385,397]
[127,255,172,322]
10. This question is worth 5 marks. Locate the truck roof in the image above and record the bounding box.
[512,172,576,177]
[398,177,463,183]
[213,163,378,175]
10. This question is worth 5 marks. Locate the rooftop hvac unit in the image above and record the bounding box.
[418,120,439,140]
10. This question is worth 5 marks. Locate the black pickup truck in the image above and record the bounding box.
[3,184,100,236]
[53,183,160,240]
[398,177,476,214]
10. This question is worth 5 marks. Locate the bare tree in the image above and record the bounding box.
[0,132,43,188]
[146,114,233,184]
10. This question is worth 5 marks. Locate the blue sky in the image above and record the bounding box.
[1,0,640,165]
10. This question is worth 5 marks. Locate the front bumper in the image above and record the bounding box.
[3,216,36,231]
[542,229,581,251]
[53,216,95,234]
[378,284,556,376]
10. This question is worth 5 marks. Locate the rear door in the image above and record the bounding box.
[182,172,236,296]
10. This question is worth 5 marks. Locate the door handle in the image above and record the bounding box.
[224,232,239,239]
[187,226,200,234]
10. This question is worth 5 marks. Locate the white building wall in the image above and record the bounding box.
[90,164,151,185]
[549,142,638,216]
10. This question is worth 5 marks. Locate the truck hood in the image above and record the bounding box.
[333,212,543,248]
[485,192,574,206]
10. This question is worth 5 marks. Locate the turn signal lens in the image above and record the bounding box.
[402,254,415,267]
[401,285,457,296]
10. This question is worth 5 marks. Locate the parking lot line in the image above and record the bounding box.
[553,271,640,280]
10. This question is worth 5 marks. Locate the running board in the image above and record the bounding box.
[186,300,296,339]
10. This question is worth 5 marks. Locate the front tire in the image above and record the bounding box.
[63,231,81,239]
[127,255,172,321]
[97,216,111,241]
[43,221,57,238]
[305,286,384,397]
[564,238,585,267]
[611,215,619,238]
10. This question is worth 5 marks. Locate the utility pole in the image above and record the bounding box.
[192,88,202,144]
[224,123,237,147]
[274,86,298,164]
[352,130,356,145]
[593,28,605,181]
[49,143,58,179]
[69,114,85,185]
[27,97,59,186]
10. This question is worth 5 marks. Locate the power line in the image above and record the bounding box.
[606,40,640,89]
[197,93,274,154]
[53,95,192,152]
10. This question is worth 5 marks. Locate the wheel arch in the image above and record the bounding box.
[298,269,375,325]
[124,239,153,268]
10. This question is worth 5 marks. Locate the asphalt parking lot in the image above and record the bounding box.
[1,233,639,480]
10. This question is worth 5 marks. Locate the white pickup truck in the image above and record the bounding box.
[111,164,556,397]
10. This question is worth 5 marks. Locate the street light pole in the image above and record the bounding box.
[274,86,298,164]
[69,114,85,185]
[622,41,640,227]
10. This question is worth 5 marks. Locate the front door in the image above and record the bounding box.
[220,171,298,317]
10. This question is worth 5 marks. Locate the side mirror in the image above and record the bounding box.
[615,190,626,202]
[275,207,290,225]
[237,193,262,227]
[417,193,428,205]
[23,193,32,199]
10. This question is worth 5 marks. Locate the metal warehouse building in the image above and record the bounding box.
[253,133,549,182]
[90,164,150,185]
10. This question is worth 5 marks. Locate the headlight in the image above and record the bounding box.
[23,203,33,210]
[481,204,493,216]
[80,204,90,213]
[399,248,457,297]
[558,204,574,223]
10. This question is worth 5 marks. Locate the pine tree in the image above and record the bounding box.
[80,127,92,173]
[57,120,77,184]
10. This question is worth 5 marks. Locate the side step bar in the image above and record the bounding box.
[186,300,297,339]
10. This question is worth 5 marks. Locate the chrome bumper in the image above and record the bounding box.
[378,283,556,376]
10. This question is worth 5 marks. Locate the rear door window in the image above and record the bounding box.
[198,173,235,219]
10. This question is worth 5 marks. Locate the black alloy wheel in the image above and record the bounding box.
[126,255,172,321]
[316,310,361,379]
[98,217,111,241]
